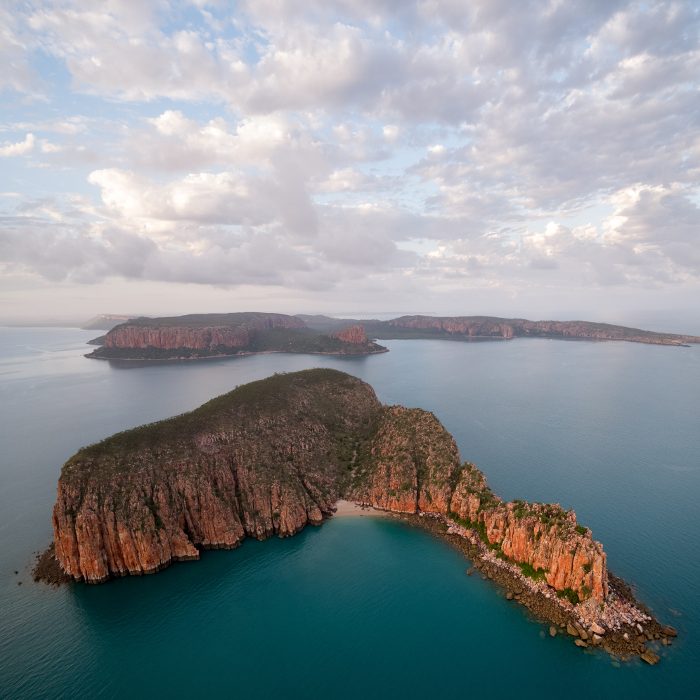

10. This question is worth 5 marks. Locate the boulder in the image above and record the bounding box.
[549,626,557,638]
[567,623,580,637]
[590,622,605,636]
[574,639,588,648]
[640,650,660,665]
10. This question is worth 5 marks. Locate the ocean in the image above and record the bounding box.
[1,327,698,698]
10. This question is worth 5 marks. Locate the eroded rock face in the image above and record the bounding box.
[350,414,608,603]
[333,325,368,345]
[389,316,515,338]
[103,313,304,352]
[450,474,608,601]
[52,370,381,582]
[347,406,461,514]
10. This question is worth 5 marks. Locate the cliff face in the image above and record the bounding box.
[387,315,700,345]
[52,370,381,582]
[349,410,607,603]
[449,465,607,601]
[347,406,461,514]
[88,313,388,359]
[103,313,304,352]
[389,316,515,339]
[333,325,369,345]
[50,369,606,604]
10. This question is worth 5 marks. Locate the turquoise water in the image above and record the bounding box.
[1,328,699,698]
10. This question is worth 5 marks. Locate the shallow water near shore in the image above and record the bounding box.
[1,327,699,698]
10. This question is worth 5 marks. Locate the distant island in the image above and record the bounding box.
[36,369,674,664]
[84,312,700,361]
[81,314,135,331]
[85,312,387,360]
[300,314,700,346]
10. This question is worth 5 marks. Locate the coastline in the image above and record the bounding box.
[82,335,698,362]
[380,507,676,663]
[34,497,678,663]
[84,346,390,362]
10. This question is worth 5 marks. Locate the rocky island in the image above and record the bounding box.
[86,312,386,360]
[301,314,700,346]
[37,369,674,663]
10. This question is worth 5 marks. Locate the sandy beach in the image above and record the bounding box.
[332,500,391,518]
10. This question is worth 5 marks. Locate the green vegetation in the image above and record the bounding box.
[446,511,490,545]
[62,369,377,477]
[518,562,548,582]
[248,328,350,353]
[557,588,580,605]
[575,524,588,536]
[513,500,528,519]
[117,312,296,328]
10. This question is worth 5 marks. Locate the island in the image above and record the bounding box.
[300,314,700,346]
[36,369,675,663]
[85,312,387,360]
[85,312,700,361]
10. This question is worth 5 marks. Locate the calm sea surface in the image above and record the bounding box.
[1,328,698,699]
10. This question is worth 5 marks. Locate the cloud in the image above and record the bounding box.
[0,0,698,314]
[0,133,35,157]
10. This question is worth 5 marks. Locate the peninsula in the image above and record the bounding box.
[37,369,674,663]
[86,312,386,360]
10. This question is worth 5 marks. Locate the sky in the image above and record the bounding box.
[1,0,699,325]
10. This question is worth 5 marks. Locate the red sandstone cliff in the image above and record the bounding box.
[348,408,607,603]
[103,313,304,352]
[347,406,461,514]
[450,465,607,601]
[333,325,369,345]
[389,316,515,339]
[52,370,381,582]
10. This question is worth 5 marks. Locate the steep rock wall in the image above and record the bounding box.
[52,370,381,582]
[333,325,369,345]
[347,406,461,513]
[104,313,304,351]
[389,316,515,338]
[449,465,607,601]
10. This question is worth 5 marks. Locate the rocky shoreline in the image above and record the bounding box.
[392,510,677,664]
[32,544,71,586]
[33,497,678,664]
[84,345,390,362]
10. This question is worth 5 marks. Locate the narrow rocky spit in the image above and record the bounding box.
[36,369,675,663]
